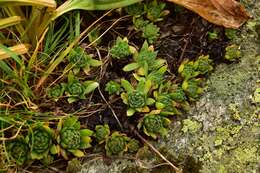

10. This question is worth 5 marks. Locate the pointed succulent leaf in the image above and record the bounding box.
[80,129,93,137]
[123,62,140,72]
[50,144,59,155]
[68,149,85,157]
[88,59,102,67]
[146,98,155,105]
[127,108,136,116]
[121,92,129,104]
[83,81,99,94]
[121,79,134,93]
[63,116,80,129]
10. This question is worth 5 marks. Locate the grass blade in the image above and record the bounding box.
[0,16,23,29]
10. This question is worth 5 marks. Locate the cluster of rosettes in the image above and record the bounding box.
[106,41,213,139]
[6,118,141,165]
[47,72,98,103]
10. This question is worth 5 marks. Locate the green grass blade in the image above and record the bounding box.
[53,0,142,20]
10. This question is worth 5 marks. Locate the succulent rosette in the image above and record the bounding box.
[110,37,133,59]
[121,78,155,116]
[145,0,168,22]
[178,59,199,80]
[105,132,130,156]
[47,84,65,101]
[123,41,166,76]
[94,124,110,144]
[29,124,54,160]
[128,91,146,108]
[60,128,81,149]
[105,81,121,95]
[182,79,203,100]
[155,93,180,115]
[68,46,102,75]
[65,72,98,103]
[7,138,29,165]
[193,55,213,75]
[57,116,93,159]
[138,114,171,139]
[127,139,140,153]
[170,87,187,102]
[67,82,84,97]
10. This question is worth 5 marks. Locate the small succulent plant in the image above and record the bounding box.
[127,139,140,153]
[121,78,155,116]
[208,30,219,41]
[170,86,187,102]
[47,84,65,101]
[182,79,203,100]
[110,37,135,59]
[154,82,190,115]
[178,55,213,79]
[123,41,166,76]
[146,65,167,86]
[57,116,93,159]
[68,46,102,75]
[225,28,237,40]
[138,114,170,139]
[65,72,99,103]
[193,55,213,75]
[105,81,121,95]
[133,17,149,30]
[88,28,101,46]
[7,138,29,165]
[94,124,110,144]
[145,0,169,22]
[154,93,180,115]
[28,124,54,160]
[125,2,144,16]
[178,59,198,80]
[105,132,130,156]
[225,44,241,61]
[141,23,160,44]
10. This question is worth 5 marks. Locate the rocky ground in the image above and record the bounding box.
[75,1,260,173]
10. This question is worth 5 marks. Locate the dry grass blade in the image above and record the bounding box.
[167,0,250,28]
[0,16,23,29]
[0,44,30,60]
[0,0,57,8]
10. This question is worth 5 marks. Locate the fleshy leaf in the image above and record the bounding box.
[68,149,85,157]
[121,79,134,93]
[123,63,139,72]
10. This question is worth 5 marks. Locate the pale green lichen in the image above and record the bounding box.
[181,119,201,134]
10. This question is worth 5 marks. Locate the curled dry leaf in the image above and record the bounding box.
[167,0,250,28]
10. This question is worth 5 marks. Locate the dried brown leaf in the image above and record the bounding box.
[167,0,250,28]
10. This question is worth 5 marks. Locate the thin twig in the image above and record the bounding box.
[0,122,25,141]
[131,126,182,173]
[97,87,123,130]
